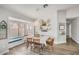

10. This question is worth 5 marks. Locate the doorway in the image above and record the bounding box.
[66,17,79,45]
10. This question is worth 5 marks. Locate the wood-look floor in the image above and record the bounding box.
[6,43,79,55]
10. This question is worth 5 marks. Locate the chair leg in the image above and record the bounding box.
[26,42,29,48]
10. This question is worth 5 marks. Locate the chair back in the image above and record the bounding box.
[27,36,33,43]
[33,37,40,43]
[34,34,40,37]
[46,37,54,46]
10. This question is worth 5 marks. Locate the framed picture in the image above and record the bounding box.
[40,19,50,32]
[59,23,65,30]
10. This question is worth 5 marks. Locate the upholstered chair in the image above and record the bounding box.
[46,37,54,51]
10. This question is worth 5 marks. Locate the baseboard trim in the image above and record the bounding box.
[54,41,66,44]
[0,50,9,55]
[71,37,79,44]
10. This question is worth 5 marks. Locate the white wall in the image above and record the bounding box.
[67,6,79,18]
[71,18,79,43]
[0,6,33,21]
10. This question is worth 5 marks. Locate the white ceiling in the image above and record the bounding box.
[0,4,78,20]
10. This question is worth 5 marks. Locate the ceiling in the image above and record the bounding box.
[0,4,78,20]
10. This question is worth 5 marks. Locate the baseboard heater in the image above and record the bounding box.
[8,37,24,48]
[9,39,22,43]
